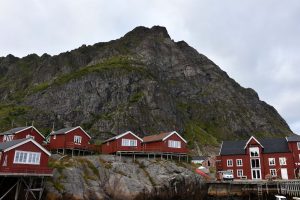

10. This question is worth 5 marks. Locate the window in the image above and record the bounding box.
[14,151,41,165]
[121,139,137,146]
[74,135,82,144]
[297,142,300,150]
[227,159,233,167]
[279,157,287,165]
[26,134,35,139]
[236,159,243,166]
[268,158,275,166]
[251,159,260,168]
[249,147,259,157]
[270,169,277,177]
[168,140,181,148]
[3,135,14,142]
[237,169,243,177]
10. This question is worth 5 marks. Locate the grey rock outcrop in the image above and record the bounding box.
[45,155,206,200]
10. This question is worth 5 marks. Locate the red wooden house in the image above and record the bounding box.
[101,131,143,154]
[47,126,92,155]
[142,131,188,154]
[216,136,299,180]
[0,126,45,144]
[286,135,300,178]
[0,137,52,176]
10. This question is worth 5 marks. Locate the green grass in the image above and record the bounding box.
[184,121,219,147]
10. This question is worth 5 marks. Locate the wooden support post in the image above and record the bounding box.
[148,153,150,160]
[72,150,74,157]
[134,153,136,162]
[14,179,20,200]
[171,154,173,160]
[167,154,168,160]
[161,154,163,160]
[62,148,65,155]
[179,155,181,162]
[186,155,188,162]
[154,153,156,159]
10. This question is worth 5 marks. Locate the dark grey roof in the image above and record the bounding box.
[0,138,29,150]
[220,138,290,155]
[220,140,247,155]
[0,127,30,136]
[50,127,75,135]
[286,135,300,142]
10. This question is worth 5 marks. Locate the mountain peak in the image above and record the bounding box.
[124,25,170,39]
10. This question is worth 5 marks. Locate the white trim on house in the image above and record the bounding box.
[244,136,264,149]
[65,126,91,139]
[15,126,45,139]
[227,159,233,167]
[236,159,243,166]
[162,131,187,143]
[268,158,276,166]
[103,131,143,143]
[219,141,223,156]
[13,150,41,165]
[3,138,51,156]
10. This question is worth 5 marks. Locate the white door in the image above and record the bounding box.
[281,168,288,180]
[251,169,261,179]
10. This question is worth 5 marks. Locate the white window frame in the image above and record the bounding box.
[26,134,35,139]
[270,169,277,177]
[279,157,287,166]
[227,159,233,167]
[249,147,259,157]
[168,140,181,148]
[297,142,300,150]
[74,135,82,144]
[13,151,41,165]
[268,158,275,166]
[53,135,56,139]
[3,135,14,142]
[236,159,243,166]
[237,169,243,177]
[121,139,137,147]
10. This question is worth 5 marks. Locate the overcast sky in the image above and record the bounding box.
[1,0,299,134]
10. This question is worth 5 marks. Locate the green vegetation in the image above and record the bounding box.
[129,92,144,103]
[0,104,31,132]
[184,121,219,148]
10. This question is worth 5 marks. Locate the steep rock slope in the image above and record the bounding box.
[0,26,292,147]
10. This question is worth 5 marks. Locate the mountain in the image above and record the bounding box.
[0,26,292,150]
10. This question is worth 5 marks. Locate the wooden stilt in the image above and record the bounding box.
[14,179,20,200]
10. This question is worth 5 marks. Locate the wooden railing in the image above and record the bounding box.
[0,166,53,175]
[46,142,101,153]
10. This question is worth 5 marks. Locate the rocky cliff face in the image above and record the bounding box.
[0,26,292,150]
[45,155,206,200]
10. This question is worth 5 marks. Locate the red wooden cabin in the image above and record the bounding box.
[142,131,188,153]
[0,126,45,144]
[101,131,143,154]
[47,126,92,154]
[217,136,298,180]
[0,138,52,176]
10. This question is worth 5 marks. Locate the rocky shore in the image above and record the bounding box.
[45,155,206,200]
